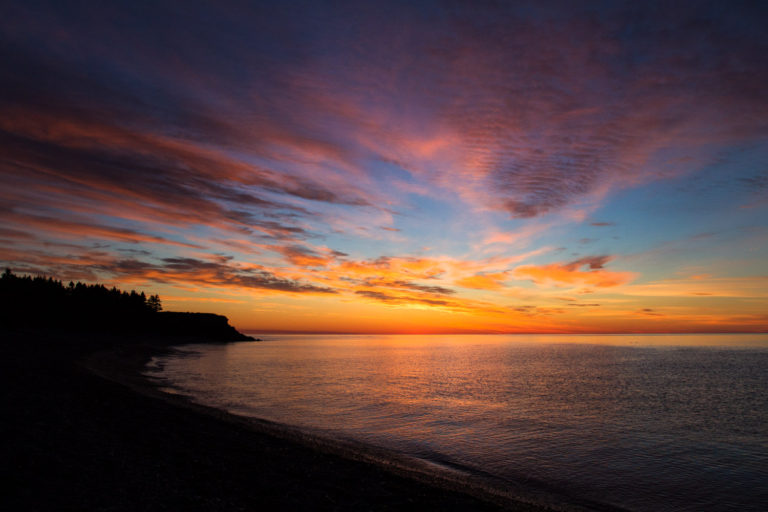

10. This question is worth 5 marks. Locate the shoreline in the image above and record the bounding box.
[83,343,541,511]
[2,330,544,511]
[87,340,626,512]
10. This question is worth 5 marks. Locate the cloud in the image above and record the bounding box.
[514,255,636,288]
[308,2,768,219]
[564,256,612,271]
[0,14,392,258]
[0,110,354,237]
[114,257,338,294]
[350,287,508,316]
[0,211,202,249]
[354,290,451,307]
[3,2,767,236]
[512,305,566,317]
[337,257,446,280]
[0,228,35,240]
[455,272,509,290]
[1,242,336,294]
[271,245,336,268]
[364,279,456,296]
[638,308,665,317]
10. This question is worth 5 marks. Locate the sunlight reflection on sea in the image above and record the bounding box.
[147,334,768,512]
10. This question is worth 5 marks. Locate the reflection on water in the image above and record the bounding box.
[149,334,768,512]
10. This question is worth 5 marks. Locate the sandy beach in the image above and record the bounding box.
[2,330,547,511]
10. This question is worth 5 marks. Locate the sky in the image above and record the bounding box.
[1,0,767,334]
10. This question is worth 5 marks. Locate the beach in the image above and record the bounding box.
[1,330,545,511]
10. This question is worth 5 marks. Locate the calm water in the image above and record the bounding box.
[147,334,768,511]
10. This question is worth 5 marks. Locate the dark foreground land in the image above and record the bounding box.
[1,330,545,511]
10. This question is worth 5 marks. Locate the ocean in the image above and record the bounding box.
[146,334,768,511]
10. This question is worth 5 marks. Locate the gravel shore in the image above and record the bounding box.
[2,330,545,511]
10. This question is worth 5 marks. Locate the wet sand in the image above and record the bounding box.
[2,330,548,511]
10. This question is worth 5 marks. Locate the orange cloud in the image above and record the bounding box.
[268,244,345,268]
[514,256,636,288]
[337,256,445,280]
[455,272,509,290]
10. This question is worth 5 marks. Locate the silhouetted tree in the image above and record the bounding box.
[147,294,162,313]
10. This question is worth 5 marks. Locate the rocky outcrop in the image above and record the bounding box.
[149,312,254,341]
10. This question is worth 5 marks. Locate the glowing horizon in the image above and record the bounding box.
[2,1,767,334]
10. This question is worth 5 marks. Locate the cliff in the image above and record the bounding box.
[148,312,254,341]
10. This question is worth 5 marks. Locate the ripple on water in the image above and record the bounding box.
[149,334,768,512]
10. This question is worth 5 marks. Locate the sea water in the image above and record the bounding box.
[147,334,768,511]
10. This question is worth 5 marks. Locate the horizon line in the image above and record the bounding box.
[241,330,768,336]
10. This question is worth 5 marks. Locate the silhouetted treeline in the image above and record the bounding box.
[0,269,161,331]
[0,269,254,341]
